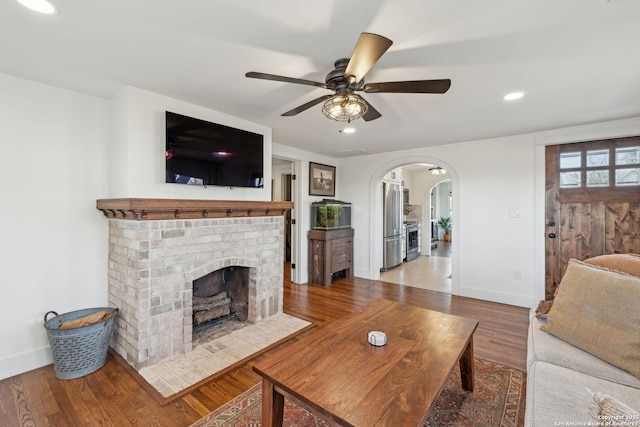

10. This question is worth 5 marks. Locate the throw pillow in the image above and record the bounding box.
[584,253,640,278]
[587,388,639,422]
[540,259,640,379]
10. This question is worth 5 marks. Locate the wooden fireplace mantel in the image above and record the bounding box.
[96,198,293,221]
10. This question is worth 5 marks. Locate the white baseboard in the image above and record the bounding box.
[458,286,537,308]
[353,267,371,279]
[0,347,52,381]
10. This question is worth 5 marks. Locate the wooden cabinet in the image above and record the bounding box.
[308,228,354,286]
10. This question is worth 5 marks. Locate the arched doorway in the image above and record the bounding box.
[373,161,457,294]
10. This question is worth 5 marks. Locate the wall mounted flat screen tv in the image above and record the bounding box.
[165,111,264,188]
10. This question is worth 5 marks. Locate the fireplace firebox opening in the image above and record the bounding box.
[192,266,249,328]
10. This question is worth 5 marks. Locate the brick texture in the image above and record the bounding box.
[107,216,284,370]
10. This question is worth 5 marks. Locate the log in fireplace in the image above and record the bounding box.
[192,266,248,326]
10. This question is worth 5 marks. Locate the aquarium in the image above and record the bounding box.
[311,199,352,230]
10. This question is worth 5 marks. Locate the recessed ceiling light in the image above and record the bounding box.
[340,127,356,134]
[17,0,57,14]
[504,91,524,101]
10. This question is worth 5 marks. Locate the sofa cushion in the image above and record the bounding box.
[525,361,640,427]
[528,309,640,389]
[540,259,640,379]
[584,253,640,277]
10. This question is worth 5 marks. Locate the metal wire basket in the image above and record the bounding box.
[44,307,119,380]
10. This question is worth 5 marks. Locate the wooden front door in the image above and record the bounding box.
[545,136,640,299]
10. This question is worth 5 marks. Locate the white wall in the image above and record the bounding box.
[339,140,537,306]
[338,116,640,308]
[402,171,413,199]
[271,143,340,284]
[0,83,282,379]
[108,86,273,200]
[0,73,110,380]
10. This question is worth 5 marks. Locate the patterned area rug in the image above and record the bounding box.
[190,357,526,427]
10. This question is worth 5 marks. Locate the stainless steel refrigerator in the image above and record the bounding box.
[382,182,403,270]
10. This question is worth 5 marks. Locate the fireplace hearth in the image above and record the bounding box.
[96,198,293,370]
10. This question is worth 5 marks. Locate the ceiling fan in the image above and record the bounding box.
[246,32,451,123]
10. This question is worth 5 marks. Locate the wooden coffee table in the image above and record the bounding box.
[253,299,479,427]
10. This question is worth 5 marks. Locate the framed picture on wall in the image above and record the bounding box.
[309,162,336,197]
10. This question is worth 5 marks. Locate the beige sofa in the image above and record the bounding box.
[525,256,640,426]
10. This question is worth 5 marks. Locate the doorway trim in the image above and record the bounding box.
[429,178,452,248]
[272,156,303,284]
[368,156,460,296]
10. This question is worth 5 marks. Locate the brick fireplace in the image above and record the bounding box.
[96,198,293,370]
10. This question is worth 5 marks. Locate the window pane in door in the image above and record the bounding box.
[560,152,581,169]
[615,168,640,186]
[586,170,609,187]
[586,150,609,167]
[615,147,640,165]
[560,171,581,188]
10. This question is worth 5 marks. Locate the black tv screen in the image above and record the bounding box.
[165,111,264,188]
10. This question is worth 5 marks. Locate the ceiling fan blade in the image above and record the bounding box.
[362,98,382,122]
[282,94,333,116]
[344,33,393,84]
[363,79,451,94]
[246,72,327,89]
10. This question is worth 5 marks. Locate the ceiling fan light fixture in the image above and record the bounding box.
[247,33,451,123]
[322,93,368,122]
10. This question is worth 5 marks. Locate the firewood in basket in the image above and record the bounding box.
[58,310,111,330]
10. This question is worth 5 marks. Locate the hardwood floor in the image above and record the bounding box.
[0,272,529,427]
